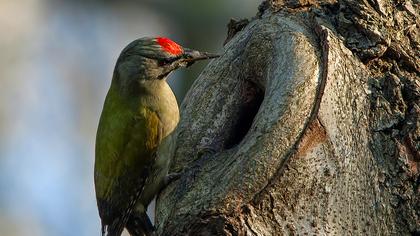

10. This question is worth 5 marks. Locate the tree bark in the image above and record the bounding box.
[156,0,419,235]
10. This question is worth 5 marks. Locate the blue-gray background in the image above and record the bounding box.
[0,0,260,235]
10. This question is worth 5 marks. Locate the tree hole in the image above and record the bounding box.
[224,80,264,149]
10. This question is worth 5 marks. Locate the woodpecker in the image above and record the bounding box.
[94,37,218,236]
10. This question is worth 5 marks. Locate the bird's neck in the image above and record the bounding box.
[108,72,179,135]
[112,72,167,99]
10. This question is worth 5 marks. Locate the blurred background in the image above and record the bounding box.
[0,0,260,235]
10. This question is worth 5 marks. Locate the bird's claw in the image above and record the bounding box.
[164,172,182,186]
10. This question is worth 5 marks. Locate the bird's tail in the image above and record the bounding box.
[125,211,155,236]
[101,223,106,236]
[101,217,125,236]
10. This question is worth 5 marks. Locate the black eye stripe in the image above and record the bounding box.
[158,56,181,66]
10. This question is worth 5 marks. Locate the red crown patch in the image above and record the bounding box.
[156,37,183,55]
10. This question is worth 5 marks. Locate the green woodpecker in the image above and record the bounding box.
[95,37,218,236]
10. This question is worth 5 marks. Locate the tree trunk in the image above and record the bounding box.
[156,0,419,235]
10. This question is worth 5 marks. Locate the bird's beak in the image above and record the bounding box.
[182,48,219,65]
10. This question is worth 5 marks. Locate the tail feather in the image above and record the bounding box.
[101,223,106,236]
[101,217,125,236]
[126,211,155,236]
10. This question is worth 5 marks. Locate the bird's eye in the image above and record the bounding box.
[158,57,180,66]
[158,58,172,66]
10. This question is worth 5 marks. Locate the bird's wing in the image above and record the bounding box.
[94,90,162,230]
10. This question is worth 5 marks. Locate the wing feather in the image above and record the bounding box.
[94,87,162,227]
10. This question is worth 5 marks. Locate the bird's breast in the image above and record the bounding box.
[139,80,179,138]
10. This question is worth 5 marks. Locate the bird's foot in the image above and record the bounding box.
[163,172,182,186]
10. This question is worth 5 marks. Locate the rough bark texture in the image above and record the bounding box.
[156,0,419,235]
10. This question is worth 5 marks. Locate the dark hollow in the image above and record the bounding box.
[224,80,264,149]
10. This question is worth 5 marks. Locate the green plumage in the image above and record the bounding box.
[95,75,164,232]
[95,78,161,203]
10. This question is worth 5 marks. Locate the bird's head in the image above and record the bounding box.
[114,37,218,81]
